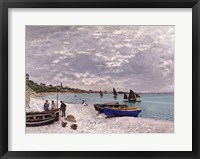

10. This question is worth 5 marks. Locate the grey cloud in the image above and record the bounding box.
[26,25,174,92]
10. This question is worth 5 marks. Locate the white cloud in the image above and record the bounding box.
[53,59,59,64]
[114,44,123,48]
[137,44,150,51]
[113,30,124,35]
[59,56,67,60]
[26,25,174,92]
[125,43,133,48]
[93,32,102,36]
[77,51,89,54]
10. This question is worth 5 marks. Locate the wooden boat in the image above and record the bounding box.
[94,101,119,112]
[113,88,117,98]
[94,101,128,113]
[26,109,60,127]
[104,106,142,117]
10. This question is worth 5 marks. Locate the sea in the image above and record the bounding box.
[42,93,174,122]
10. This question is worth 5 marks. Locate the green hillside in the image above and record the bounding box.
[26,84,36,106]
[26,79,87,93]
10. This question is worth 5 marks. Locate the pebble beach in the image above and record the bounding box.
[26,97,174,134]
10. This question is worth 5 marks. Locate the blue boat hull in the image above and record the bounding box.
[104,107,142,117]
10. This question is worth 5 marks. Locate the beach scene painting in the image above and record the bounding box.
[26,25,174,133]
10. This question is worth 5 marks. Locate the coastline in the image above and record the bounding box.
[26,97,174,133]
[34,91,174,97]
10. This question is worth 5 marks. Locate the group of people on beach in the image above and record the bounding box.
[75,95,88,106]
[43,100,66,117]
[43,98,88,117]
[82,100,88,106]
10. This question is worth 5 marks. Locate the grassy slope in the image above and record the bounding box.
[26,84,36,107]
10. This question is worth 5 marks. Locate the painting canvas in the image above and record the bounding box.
[25,25,174,133]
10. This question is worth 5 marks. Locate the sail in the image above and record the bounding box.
[99,90,103,96]
[113,88,117,96]
[135,93,141,98]
[124,93,128,99]
[128,89,136,100]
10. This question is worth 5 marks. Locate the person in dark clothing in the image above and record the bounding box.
[82,100,85,104]
[43,100,49,111]
[60,101,66,117]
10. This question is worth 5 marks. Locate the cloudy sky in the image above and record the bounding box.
[26,25,174,92]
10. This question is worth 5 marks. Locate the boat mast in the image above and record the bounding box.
[56,87,58,109]
[113,88,117,96]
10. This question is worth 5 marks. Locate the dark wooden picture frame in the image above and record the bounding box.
[0,0,199,159]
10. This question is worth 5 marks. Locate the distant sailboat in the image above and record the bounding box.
[113,88,117,98]
[128,89,137,102]
[123,93,128,102]
[135,92,141,98]
[128,89,141,102]
[99,90,103,96]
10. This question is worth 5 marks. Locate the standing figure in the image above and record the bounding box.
[82,100,85,104]
[82,100,88,106]
[51,100,56,112]
[60,101,66,117]
[43,100,50,111]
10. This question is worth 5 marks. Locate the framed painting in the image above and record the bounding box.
[0,0,199,159]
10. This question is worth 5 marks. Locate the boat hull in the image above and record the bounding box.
[94,103,127,113]
[26,117,55,127]
[26,111,56,127]
[104,107,142,117]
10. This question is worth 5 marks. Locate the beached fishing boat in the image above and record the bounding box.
[26,109,59,127]
[94,101,128,113]
[104,106,142,117]
[94,101,119,112]
[113,88,117,98]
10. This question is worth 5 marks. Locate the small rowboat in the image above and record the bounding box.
[104,106,142,117]
[26,109,59,127]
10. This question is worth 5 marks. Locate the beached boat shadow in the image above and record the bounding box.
[105,116,139,119]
